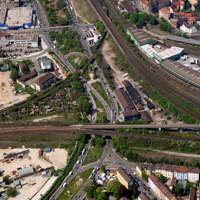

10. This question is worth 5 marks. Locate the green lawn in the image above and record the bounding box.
[67,55,87,70]
[91,92,107,122]
[91,82,111,108]
[82,68,90,81]
[57,168,93,200]
[14,82,35,96]
[82,146,103,166]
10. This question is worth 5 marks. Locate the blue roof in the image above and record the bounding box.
[45,148,51,152]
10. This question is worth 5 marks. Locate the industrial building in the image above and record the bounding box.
[18,166,34,177]
[41,59,52,72]
[0,6,33,29]
[127,26,156,46]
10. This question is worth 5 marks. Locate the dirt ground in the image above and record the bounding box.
[0,73,10,102]
[0,148,68,199]
[72,0,98,23]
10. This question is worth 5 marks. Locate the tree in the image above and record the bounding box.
[95,137,103,147]
[10,70,19,81]
[107,180,121,198]
[3,176,9,184]
[149,16,157,25]
[86,188,94,198]
[124,149,132,160]
[160,156,165,163]
[132,184,139,199]
[183,33,188,38]
[158,174,165,182]
[91,138,95,146]
[6,187,16,197]
[142,172,148,181]
[130,13,139,24]
[97,193,106,200]
[146,157,154,163]
[175,182,184,196]
[101,164,106,173]
[175,157,182,165]
[193,160,199,167]
[83,100,90,114]
[186,1,191,9]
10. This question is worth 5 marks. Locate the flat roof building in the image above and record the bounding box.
[18,167,34,177]
[127,26,156,46]
[0,7,7,28]
[5,7,33,28]
[119,1,135,13]
[41,59,52,71]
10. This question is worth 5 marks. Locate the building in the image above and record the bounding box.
[1,64,9,72]
[170,18,180,28]
[138,192,151,200]
[41,59,52,72]
[172,0,185,11]
[189,188,196,200]
[187,167,199,182]
[180,23,198,34]
[17,70,37,88]
[19,63,27,73]
[136,164,144,177]
[114,88,134,111]
[176,166,188,181]
[121,110,139,121]
[10,31,38,47]
[118,1,135,13]
[140,111,152,123]
[127,26,156,46]
[138,0,159,14]
[14,180,22,189]
[158,0,171,10]
[0,6,8,30]
[196,184,200,200]
[148,173,180,200]
[18,167,34,177]
[31,73,57,91]
[117,167,133,189]
[5,7,33,29]
[159,7,171,20]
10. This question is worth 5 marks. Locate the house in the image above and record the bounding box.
[17,70,37,88]
[159,7,171,20]
[158,0,171,10]
[138,0,158,14]
[14,180,22,189]
[136,102,144,111]
[196,184,200,200]
[117,167,133,189]
[176,166,188,181]
[172,0,185,11]
[180,23,198,34]
[19,63,27,73]
[170,18,180,28]
[138,192,150,200]
[148,173,180,200]
[140,111,152,123]
[1,64,9,72]
[189,188,196,200]
[187,167,200,182]
[114,88,135,111]
[31,73,57,91]
[118,1,135,13]
[121,109,139,121]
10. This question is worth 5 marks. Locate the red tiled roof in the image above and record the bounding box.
[159,7,170,13]
[173,0,184,5]
[188,17,196,21]
[176,166,187,173]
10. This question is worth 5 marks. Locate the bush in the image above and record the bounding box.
[7,187,16,197]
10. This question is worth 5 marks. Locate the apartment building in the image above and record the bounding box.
[117,167,133,189]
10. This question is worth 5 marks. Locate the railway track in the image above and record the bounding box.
[89,0,200,121]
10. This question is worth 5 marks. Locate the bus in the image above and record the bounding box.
[123,73,129,78]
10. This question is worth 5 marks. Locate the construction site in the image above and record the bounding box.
[0,148,68,199]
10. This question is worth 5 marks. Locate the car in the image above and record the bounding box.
[78,195,80,198]
[74,196,77,199]
[118,162,121,165]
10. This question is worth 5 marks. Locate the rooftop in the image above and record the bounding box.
[0,6,7,25]
[159,7,170,13]
[13,31,38,43]
[127,26,156,46]
[120,1,135,13]
[5,7,33,27]
[162,59,200,86]
[117,167,132,183]
[18,70,37,82]
[122,109,139,117]
[165,35,200,46]
[114,88,135,110]
[34,73,56,86]
[140,111,152,123]
[139,192,150,200]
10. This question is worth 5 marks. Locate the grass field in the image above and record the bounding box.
[91,92,107,122]
[57,168,93,200]
[67,55,87,70]
[14,82,35,96]
[82,146,103,166]
[73,0,98,23]
[91,82,111,108]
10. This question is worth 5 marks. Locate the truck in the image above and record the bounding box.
[63,182,67,187]
[123,73,129,78]
[69,171,73,176]
[82,148,85,155]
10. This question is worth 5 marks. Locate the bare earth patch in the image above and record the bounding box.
[76,178,83,186]
[74,57,80,63]
[97,108,103,113]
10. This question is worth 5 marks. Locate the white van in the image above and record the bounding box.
[156,45,161,49]
[124,73,129,78]
[69,171,73,176]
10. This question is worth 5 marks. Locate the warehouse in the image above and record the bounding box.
[161,59,200,87]
[18,166,34,177]
[5,7,33,29]
[127,27,156,46]
[41,59,52,72]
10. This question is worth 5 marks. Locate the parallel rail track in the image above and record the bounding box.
[89,0,200,121]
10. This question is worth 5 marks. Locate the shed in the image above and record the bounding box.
[45,148,51,152]
[14,180,22,189]
[18,167,34,177]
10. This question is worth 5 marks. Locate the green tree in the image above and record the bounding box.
[101,164,106,172]
[3,176,9,184]
[132,184,139,199]
[95,137,103,147]
[107,180,121,198]
[86,188,94,198]
[175,157,182,165]
[192,160,199,167]
[159,174,165,182]
[142,172,148,181]
[160,156,165,163]
[175,182,184,196]
[6,187,16,197]
[83,99,90,114]
[146,157,154,163]
[186,1,191,9]
[124,149,132,160]
[183,33,188,38]
[97,193,106,200]
[130,13,139,24]
[10,70,19,81]
[149,16,157,25]
[91,138,95,146]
